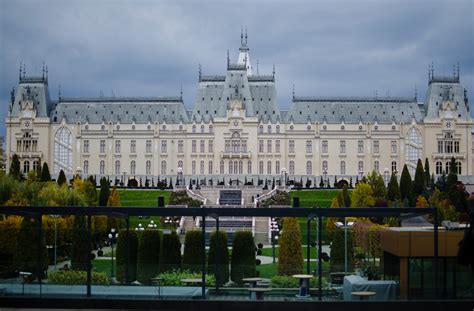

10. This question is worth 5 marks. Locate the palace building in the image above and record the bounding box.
[4,33,473,184]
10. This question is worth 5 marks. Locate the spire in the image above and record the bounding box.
[19,61,22,81]
[10,87,15,105]
[414,84,417,101]
[23,63,26,78]
[237,27,252,75]
[292,84,295,100]
[245,26,248,45]
[241,26,244,46]
[58,85,61,100]
[272,64,275,78]
[227,49,230,69]
[42,61,45,79]
[180,83,183,100]
[198,64,202,81]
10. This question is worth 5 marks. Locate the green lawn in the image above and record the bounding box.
[260,246,319,258]
[290,189,341,208]
[257,261,330,279]
[92,258,116,278]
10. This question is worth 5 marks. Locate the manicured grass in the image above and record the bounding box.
[118,189,171,207]
[260,246,319,258]
[257,261,331,279]
[92,258,116,278]
[290,189,341,208]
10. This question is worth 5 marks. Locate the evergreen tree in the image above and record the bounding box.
[436,171,447,192]
[107,187,123,230]
[116,229,138,282]
[98,177,110,207]
[57,170,67,186]
[182,230,204,273]
[230,231,256,284]
[278,218,303,276]
[349,177,353,189]
[342,184,351,207]
[446,157,458,191]
[424,158,431,188]
[319,176,324,188]
[330,227,354,272]
[208,231,229,287]
[136,230,161,284]
[40,163,51,182]
[413,159,425,197]
[366,171,387,201]
[351,183,375,207]
[9,154,22,180]
[159,231,181,272]
[83,179,97,206]
[387,173,401,202]
[400,165,414,206]
[70,216,90,271]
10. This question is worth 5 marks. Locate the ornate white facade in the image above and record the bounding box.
[4,35,473,184]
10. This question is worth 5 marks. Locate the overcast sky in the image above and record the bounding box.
[0,0,473,138]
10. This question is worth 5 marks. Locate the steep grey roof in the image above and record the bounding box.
[424,76,469,120]
[50,96,189,124]
[286,96,422,123]
[10,77,52,118]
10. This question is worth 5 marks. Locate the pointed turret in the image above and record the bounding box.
[237,27,252,75]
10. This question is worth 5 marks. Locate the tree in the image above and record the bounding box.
[182,230,204,273]
[415,195,428,208]
[208,231,229,287]
[40,163,51,182]
[350,183,375,207]
[413,159,425,198]
[159,231,181,272]
[319,176,324,188]
[107,187,122,230]
[424,158,431,188]
[278,218,303,276]
[57,170,67,186]
[137,230,161,284]
[230,231,256,284]
[387,173,401,202]
[446,157,458,193]
[70,215,90,271]
[99,177,110,207]
[326,197,339,243]
[399,165,414,206]
[82,179,97,206]
[366,171,386,201]
[116,229,138,282]
[342,184,351,208]
[9,154,22,180]
[330,226,354,272]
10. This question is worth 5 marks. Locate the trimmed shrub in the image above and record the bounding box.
[277,218,303,276]
[414,159,425,197]
[230,231,256,285]
[40,163,51,182]
[158,269,215,286]
[70,216,90,271]
[159,231,181,272]
[387,173,401,202]
[400,164,414,206]
[208,231,229,286]
[99,177,110,207]
[169,191,202,207]
[9,154,22,180]
[57,170,67,186]
[116,229,138,282]
[330,227,354,272]
[48,270,109,285]
[137,230,162,284]
[182,231,204,273]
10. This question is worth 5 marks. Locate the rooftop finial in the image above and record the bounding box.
[457,62,460,79]
[245,26,248,45]
[58,85,61,100]
[198,64,202,81]
[227,49,230,69]
[10,87,15,104]
[453,64,456,78]
[42,61,45,79]
[180,83,183,100]
[19,61,22,81]
[292,84,295,100]
[23,63,26,78]
[431,61,434,78]
[241,26,244,46]
[414,84,417,101]
[45,65,48,80]
[272,64,275,78]
[256,59,259,75]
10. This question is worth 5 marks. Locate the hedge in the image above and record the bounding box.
[48,270,109,285]
[159,231,181,272]
[230,231,256,285]
[278,217,303,276]
[136,230,161,284]
[116,229,138,282]
[208,231,229,286]
[182,231,204,273]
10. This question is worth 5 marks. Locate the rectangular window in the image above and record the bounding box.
[445,141,453,153]
[373,140,379,154]
[259,140,264,153]
[242,140,247,153]
[374,160,379,173]
[84,140,89,153]
[322,140,328,153]
[340,140,346,154]
[208,140,214,153]
[225,140,230,152]
[192,140,196,153]
[130,140,136,153]
[100,140,105,153]
[275,140,280,153]
[306,140,312,154]
[454,141,459,153]
[115,140,121,153]
[178,140,184,153]
[267,140,272,153]
[289,140,295,153]
[391,141,397,154]
[161,140,167,153]
[358,140,364,154]
[200,140,205,153]
[438,141,443,153]
[146,140,152,153]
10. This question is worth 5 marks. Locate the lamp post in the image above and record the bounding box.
[281,168,288,188]
[148,220,157,229]
[177,167,183,187]
[122,168,127,187]
[270,218,280,263]
[335,219,355,273]
[108,228,118,279]
[135,223,145,231]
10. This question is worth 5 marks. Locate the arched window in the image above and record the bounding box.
[275,161,280,174]
[238,161,243,174]
[445,162,450,174]
[406,127,422,176]
[208,161,213,175]
[161,161,167,175]
[229,161,233,174]
[200,160,205,175]
[54,127,72,174]
[306,161,312,175]
[84,160,89,175]
[358,161,364,175]
[322,161,328,173]
[220,160,224,174]
[276,125,280,133]
[374,161,379,173]
[247,160,252,175]
[340,161,346,175]
[267,161,272,175]
[267,125,272,133]
[289,161,295,175]
[259,125,263,134]
[234,161,238,175]
[100,160,105,175]
[192,160,196,175]
[23,161,30,174]
[209,124,213,133]
[130,160,136,175]
[146,160,151,175]
[33,161,40,173]
[436,161,443,174]
[259,161,264,175]
[178,160,183,168]
[115,160,120,175]
[456,161,462,174]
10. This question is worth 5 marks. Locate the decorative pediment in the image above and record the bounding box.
[19,100,36,119]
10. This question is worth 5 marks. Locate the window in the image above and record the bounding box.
[84,140,89,153]
[358,140,364,153]
[146,160,151,175]
[192,140,197,153]
[54,127,72,174]
[220,160,224,174]
[454,141,460,153]
[178,160,183,168]
[391,161,397,173]
[161,161,167,174]
[100,160,105,175]
[445,162,450,174]
[289,161,295,175]
[192,161,196,175]
[306,161,312,175]
[445,141,453,153]
[100,140,105,153]
[276,125,280,133]
[456,161,462,174]
[436,161,443,174]
[239,161,243,174]
[267,125,272,133]
[374,160,379,173]
[322,160,328,173]
[130,160,136,175]
[146,140,152,153]
[192,125,196,133]
[200,160,204,175]
[259,125,263,134]
[209,125,213,133]
[229,161,233,174]
[234,161,238,174]
[115,160,120,175]
[267,140,272,153]
[208,140,214,153]
[115,140,121,153]
[242,140,247,152]
[373,140,379,154]
[232,133,240,153]
[200,140,205,153]
[406,128,422,175]
[208,161,213,174]
[83,160,89,175]
[259,140,264,153]
[358,161,364,174]
[32,160,39,173]
[200,125,204,133]
[267,161,272,174]
[276,160,280,174]
[322,140,328,153]
[438,141,443,153]
[130,140,136,153]
[275,140,280,153]
[23,161,30,174]
[391,141,397,154]
[225,140,230,152]
[340,161,346,175]
[161,140,167,153]
[259,161,264,175]
[247,161,252,175]
[289,140,295,153]
[306,140,312,154]
[340,140,346,154]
